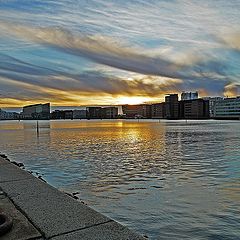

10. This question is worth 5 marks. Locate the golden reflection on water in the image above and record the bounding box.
[0,120,240,239]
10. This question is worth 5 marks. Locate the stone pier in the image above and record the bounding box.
[0,156,145,240]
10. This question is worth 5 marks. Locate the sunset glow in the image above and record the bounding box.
[0,1,240,107]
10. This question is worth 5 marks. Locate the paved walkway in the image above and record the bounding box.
[0,156,145,240]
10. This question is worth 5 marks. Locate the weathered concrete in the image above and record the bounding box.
[0,157,145,239]
[0,190,41,240]
[0,163,32,183]
[51,221,145,240]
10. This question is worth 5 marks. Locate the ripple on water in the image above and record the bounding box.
[0,119,240,239]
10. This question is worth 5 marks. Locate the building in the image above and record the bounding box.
[86,107,104,119]
[122,104,151,118]
[22,103,50,120]
[73,110,87,119]
[214,97,240,119]
[122,105,142,118]
[142,105,152,118]
[51,110,79,119]
[151,103,166,118]
[51,110,65,119]
[181,91,198,101]
[86,107,118,119]
[165,94,179,119]
[64,110,73,119]
[179,99,209,119]
[103,107,118,119]
[203,97,223,118]
[0,109,19,120]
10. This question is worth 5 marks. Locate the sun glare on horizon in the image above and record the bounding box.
[115,96,154,105]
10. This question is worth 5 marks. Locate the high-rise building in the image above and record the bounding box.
[165,94,179,119]
[214,97,240,119]
[22,103,50,120]
[179,99,209,119]
[181,91,198,101]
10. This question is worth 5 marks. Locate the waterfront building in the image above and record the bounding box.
[181,91,198,101]
[103,107,118,119]
[22,103,50,120]
[165,94,179,119]
[73,110,87,119]
[214,97,240,119]
[86,107,118,119]
[51,110,77,119]
[179,99,209,119]
[151,103,166,118]
[122,105,141,118]
[122,104,151,118]
[0,109,19,120]
[202,97,223,118]
[142,104,152,118]
[64,110,73,119]
[51,110,65,119]
[87,107,103,119]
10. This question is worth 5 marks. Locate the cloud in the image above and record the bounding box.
[224,83,240,97]
[0,22,201,79]
[218,32,240,51]
[0,59,183,98]
[1,0,240,107]
[0,21,237,107]
[1,22,237,83]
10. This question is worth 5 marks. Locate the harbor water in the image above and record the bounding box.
[0,119,239,239]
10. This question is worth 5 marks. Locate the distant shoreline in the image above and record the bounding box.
[0,118,240,121]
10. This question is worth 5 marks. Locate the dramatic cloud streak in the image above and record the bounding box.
[0,0,240,106]
[0,22,188,78]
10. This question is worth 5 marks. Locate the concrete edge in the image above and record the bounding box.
[0,156,146,239]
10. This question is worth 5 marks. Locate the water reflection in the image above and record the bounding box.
[0,119,240,239]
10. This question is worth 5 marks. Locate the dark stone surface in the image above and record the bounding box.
[0,157,144,239]
[0,177,110,238]
[51,221,146,240]
[0,194,42,240]
[0,162,32,183]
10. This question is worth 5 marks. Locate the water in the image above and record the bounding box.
[0,119,240,239]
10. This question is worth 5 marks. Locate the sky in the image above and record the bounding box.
[0,0,240,107]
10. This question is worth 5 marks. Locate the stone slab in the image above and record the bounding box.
[0,156,11,165]
[51,221,146,240]
[0,159,144,239]
[0,194,42,240]
[0,163,32,183]
[1,178,110,238]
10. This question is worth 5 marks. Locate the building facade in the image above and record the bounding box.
[165,94,179,119]
[103,107,118,119]
[122,104,151,118]
[0,109,19,120]
[73,110,87,119]
[87,107,118,119]
[22,103,50,120]
[151,103,166,118]
[203,97,223,118]
[179,99,209,119]
[214,97,240,119]
[86,107,103,119]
